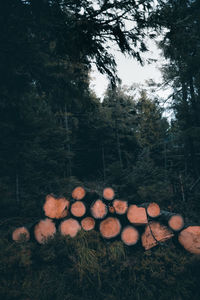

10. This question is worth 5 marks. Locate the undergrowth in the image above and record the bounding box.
[0,227,200,300]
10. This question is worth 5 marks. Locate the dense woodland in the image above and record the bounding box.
[1,1,200,299]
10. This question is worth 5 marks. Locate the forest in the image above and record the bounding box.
[0,1,200,299]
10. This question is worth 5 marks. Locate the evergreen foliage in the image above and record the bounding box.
[1,1,200,299]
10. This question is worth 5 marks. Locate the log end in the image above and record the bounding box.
[70,201,86,217]
[60,218,81,238]
[91,199,107,219]
[178,226,200,254]
[121,226,139,246]
[109,206,115,214]
[81,217,95,231]
[43,195,70,219]
[168,214,184,231]
[12,227,30,242]
[100,217,121,239]
[147,202,160,218]
[103,187,115,201]
[127,205,148,225]
[34,219,56,244]
[142,221,174,250]
[72,186,86,201]
[113,199,128,215]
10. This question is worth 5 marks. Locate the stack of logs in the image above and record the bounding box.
[12,187,200,254]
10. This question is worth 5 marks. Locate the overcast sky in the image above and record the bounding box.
[90,38,171,102]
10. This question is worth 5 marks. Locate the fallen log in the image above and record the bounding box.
[72,186,86,201]
[90,199,107,219]
[70,201,86,218]
[113,200,128,215]
[121,226,139,246]
[81,217,95,231]
[43,194,70,219]
[178,226,200,254]
[158,211,184,232]
[127,204,148,225]
[141,221,174,250]
[99,217,121,239]
[60,218,81,238]
[12,226,30,242]
[34,218,56,244]
[103,187,115,201]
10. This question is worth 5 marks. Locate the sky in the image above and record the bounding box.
[90,38,171,102]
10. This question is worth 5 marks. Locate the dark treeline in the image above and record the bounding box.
[0,1,200,299]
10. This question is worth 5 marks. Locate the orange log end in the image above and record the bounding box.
[100,217,121,239]
[12,227,30,242]
[70,201,86,217]
[34,219,56,244]
[121,226,139,246]
[91,199,107,219]
[127,205,148,225]
[109,206,115,214]
[103,187,115,200]
[60,218,81,238]
[43,195,70,219]
[81,217,95,231]
[178,226,200,254]
[113,200,128,215]
[72,186,86,200]
[168,214,184,231]
[141,221,174,250]
[147,202,160,218]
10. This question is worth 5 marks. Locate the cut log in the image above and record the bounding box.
[121,226,139,246]
[158,211,184,232]
[168,214,184,231]
[43,194,70,219]
[127,205,148,225]
[34,218,56,244]
[81,217,95,231]
[147,202,160,218]
[178,226,200,254]
[103,187,115,201]
[90,199,107,219]
[70,201,86,217]
[12,226,30,242]
[60,218,81,238]
[99,217,121,239]
[141,221,174,250]
[113,200,128,215]
[109,206,115,214]
[72,186,86,200]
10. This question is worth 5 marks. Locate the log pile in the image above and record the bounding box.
[12,186,200,255]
